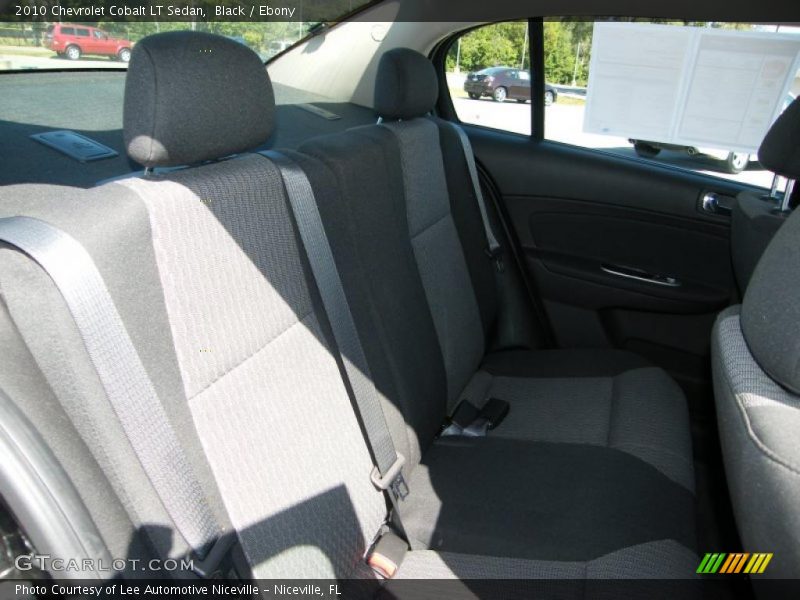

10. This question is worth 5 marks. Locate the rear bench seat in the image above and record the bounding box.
[0,32,697,584]
[377,48,694,494]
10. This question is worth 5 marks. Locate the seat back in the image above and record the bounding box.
[374,49,488,410]
[713,115,800,575]
[0,31,387,579]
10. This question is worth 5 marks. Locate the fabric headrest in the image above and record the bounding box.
[758,96,800,180]
[741,207,800,394]
[124,31,274,168]
[374,48,438,120]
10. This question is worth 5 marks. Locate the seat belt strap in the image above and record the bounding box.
[261,151,409,504]
[448,122,504,271]
[0,216,221,561]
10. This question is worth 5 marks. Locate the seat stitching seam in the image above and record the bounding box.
[719,317,800,475]
[612,442,694,467]
[410,210,449,242]
[728,373,800,476]
[189,310,314,400]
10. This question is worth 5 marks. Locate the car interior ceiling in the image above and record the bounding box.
[1,0,799,596]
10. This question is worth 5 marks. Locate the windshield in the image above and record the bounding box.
[0,6,371,71]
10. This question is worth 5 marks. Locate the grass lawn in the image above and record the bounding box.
[0,45,55,58]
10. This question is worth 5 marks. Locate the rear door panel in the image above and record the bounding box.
[471,129,745,407]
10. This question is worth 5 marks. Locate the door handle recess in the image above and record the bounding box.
[701,192,732,216]
[601,263,681,287]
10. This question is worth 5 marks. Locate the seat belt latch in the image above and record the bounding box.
[481,397,510,430]
[370,453,409,500]
[367,531,408,579]
[191,534,237,579]
[440,398,510,438]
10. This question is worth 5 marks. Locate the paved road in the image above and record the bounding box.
[454,97,776,189]
[0,53,125,70]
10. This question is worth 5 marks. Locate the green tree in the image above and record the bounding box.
[446,21,527,73]
[543,21,574,84]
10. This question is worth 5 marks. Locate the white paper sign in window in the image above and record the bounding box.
[584,23,800,153]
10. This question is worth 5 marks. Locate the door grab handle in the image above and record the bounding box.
[601,263,681,287]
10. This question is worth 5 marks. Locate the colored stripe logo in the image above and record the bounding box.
[697,553,773,574]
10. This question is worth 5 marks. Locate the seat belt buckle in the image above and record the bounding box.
[367,531,408,579]
[484,245,505,273]
[190,534,237,579]
[480,397,510,430]
[370,453,408,500]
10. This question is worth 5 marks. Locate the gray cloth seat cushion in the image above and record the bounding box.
[481,348,652,378]
[459,350,695,492]
[396,540,699,580]
[739,205,800,395]
[713,306,800,577]
[400,436,696,564]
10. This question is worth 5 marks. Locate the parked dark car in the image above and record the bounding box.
[464,66,558,105]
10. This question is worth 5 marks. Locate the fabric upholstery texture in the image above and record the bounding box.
[713,307,800,577]
[402,437,695,562]
[0,37,704,583]
[740,207,800,394]
[381,119,485,410]
[757,95,800,179]
[124,32,274,167]
[120,156,387,578]
[482,348,652,377]
[0,183,226,563]
[297,117,697,574]
[396,540,699,579]
[296,130,448,477]
[374,48,439,120]
[477,367,695,492]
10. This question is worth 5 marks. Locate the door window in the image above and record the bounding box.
[446,21,533,135]
[543,20,800,189]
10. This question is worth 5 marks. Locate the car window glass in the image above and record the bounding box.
[447,21,533,135]
[544,19,800,190]
[0,5,374,72]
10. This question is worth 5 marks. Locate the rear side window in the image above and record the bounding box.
[543,20,800,189]
[446,21,533,136]
[61,27,75,36]
[75,29,90,37]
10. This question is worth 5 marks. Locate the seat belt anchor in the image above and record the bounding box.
[370,453,408,500]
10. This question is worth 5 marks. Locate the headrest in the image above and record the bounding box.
[741,207,800,394]
[374,48,438,120]
[124,31,274,168]
[758,96,800,180]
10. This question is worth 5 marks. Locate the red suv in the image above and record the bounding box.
[45,24,133,63]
